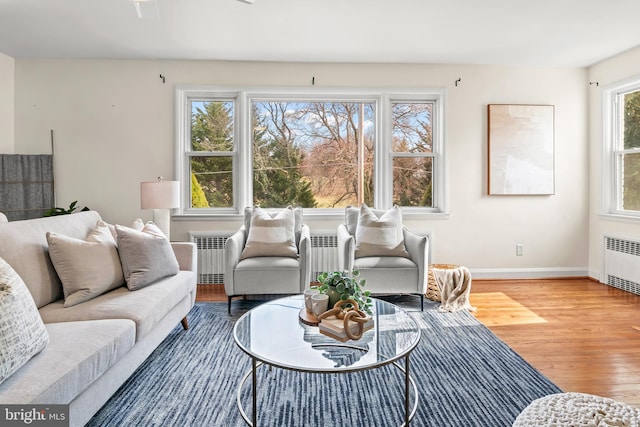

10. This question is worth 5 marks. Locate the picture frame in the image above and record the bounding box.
[487,104,555,195]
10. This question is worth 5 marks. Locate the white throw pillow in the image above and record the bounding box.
[46,222,125,307]
[0,257,49,384]
[116,222,179,291]
[354,204,409,258]
[240,206,298,260]
[0,212,7,223]
[105,218,144,241]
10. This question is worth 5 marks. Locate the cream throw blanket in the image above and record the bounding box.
[432,266,476,312]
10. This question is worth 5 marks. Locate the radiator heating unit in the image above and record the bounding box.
[190,232,230,285]
[603,235,640,295]
[310,234,339,281]
[189,232,340,285]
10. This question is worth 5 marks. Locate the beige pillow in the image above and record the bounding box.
[116,222,179,291]
[105,218,144,241]
[354,204,409,258]
[46,223,125,307]
[244,205,303,246]
[240,206,298,260]
[0,257,49,384]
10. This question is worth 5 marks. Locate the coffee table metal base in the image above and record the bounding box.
[236,351,418,426]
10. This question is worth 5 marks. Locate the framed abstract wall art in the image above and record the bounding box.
[487,104,555,195]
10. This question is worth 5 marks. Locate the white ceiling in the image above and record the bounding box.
[0,0,639,67]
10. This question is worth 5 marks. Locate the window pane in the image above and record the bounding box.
[393,157,432,207]
[190,100,234,151]
[252,101,374,208]
[622,152,640,211]
[392,103,433,153]
[190,157,233,208]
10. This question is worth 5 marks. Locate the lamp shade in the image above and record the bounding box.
[140,180,180,209]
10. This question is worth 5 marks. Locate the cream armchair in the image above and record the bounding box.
[224,206,311,314]
[337,205,429,310]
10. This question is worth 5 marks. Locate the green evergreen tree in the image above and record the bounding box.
[191,173,209,208]
[190,101,234,208]
[252,103,317,208]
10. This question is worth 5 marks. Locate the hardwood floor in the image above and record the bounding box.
[470,278,640,407]
[196,278,640,407]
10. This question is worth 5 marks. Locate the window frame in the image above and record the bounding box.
[175,86,447,218]
[602,76,640,219]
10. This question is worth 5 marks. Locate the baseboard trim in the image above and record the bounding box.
[469,267,590,280]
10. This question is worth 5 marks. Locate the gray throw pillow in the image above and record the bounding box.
[116,222,179,291]
[354,204,409,258]
[0,257,49,384]
[46,222,125,307]
[240,206,298,260]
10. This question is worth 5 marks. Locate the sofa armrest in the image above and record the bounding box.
[299,224,312,291]
[403,226,429,294]
[224,227,246,296]
[171,242,197,272]
[337,223,354,272]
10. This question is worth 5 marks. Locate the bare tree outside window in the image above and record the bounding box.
[252,101,374,208]
[392,102,434,207]
[178,88,444,214]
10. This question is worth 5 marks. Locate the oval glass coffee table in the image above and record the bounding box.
[233,295,421,426]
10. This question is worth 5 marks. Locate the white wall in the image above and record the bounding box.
[14,59,589,277]
[588,46,640,281]
[0,52,14,153]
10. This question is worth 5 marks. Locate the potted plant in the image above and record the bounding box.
[314,270,372,315]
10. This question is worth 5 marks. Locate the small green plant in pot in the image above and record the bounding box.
[314,270,372,315]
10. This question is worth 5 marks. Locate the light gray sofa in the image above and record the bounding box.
[0,211,197,427]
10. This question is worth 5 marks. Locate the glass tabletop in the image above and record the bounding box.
[233,295,421,373]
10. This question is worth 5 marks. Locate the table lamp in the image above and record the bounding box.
[140,177,180,239]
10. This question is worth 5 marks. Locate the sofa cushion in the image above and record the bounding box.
[105,218,144,241]
[116,223,179,291]
[240,206,298,260]
[234,257,301,294]
[0,210,102,308]
[354,204,409,258]
[0,257,49,385]
[39,271,196,341]
[46,223,124,307]
[353,256,418,294]
[0,319,135,404]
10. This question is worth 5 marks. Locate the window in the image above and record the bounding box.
[251,100,375,208]
[604,77,640,217]
[176,88,445,216]
[391,102,435,207]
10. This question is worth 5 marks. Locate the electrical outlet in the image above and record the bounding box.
[516,244,524,256]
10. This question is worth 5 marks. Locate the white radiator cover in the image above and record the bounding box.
[189,232,231,284]
[189,232,340,285]
[603,235,640,295]
[310,234,339,282]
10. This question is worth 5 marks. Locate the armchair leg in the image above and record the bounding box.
[181,317,189,330]
[228,296,233,314]
[420,294,424,311]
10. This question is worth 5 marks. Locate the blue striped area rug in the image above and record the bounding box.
[87,298,561,427]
